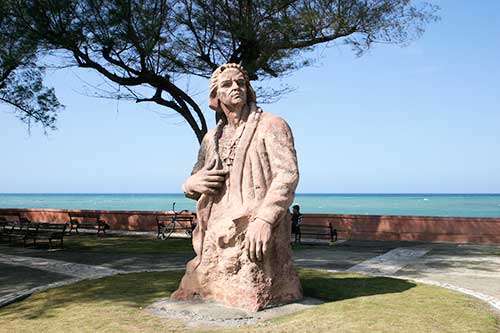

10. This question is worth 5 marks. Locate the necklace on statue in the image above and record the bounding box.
[220,123,246,169]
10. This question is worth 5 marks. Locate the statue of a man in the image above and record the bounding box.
[172,63,302,311]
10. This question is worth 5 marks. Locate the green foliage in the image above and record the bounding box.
[0,1,62,132]
[10,1,438,141]
[0,66,62,131]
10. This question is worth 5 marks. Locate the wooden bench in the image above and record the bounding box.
[1,220,67,248]
[6,221,38,246]
[157,211,196,239]
[0,220,17,242]
[32,223,67,248]
[296,222,338,244]
[0,218,9,240]
[68,212,110,236]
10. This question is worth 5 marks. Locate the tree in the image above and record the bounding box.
[0,1,62,132]
[13,0,438,142]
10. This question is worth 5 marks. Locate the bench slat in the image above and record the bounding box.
[68,212,109,235]
[295,222,338,243]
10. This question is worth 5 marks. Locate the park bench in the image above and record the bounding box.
[6,220,38,246]
[0,219,14,241]
[0,219,67,248]
[157,211,196,239]
[0,217,8,234]
[296,222,338,244]
[68,212,110,236]
[31,223,67,249]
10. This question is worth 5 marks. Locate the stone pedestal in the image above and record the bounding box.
[172,216,302,312]
[146,297,323,328]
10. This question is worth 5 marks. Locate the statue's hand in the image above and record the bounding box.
[184,159,227,196]
[245,218,273,262]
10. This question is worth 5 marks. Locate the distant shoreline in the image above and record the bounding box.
[2,193,500,195]
[1,193,500,218]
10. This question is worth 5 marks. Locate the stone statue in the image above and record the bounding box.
[171,63,302,312]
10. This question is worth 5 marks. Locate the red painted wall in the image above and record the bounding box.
[302,214,500,244]
[1,208,499,244]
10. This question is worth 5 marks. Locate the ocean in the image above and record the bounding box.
[1,193,500,218]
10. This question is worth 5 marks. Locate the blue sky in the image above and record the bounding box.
[1,0,499,194]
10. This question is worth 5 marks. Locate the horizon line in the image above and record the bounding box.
[2,192,500,195]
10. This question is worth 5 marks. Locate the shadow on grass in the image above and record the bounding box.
[63,235,194,254]
[299,268,416,302]
[1,271,185,320]
[1,269,417,321]
[0,264,72,298]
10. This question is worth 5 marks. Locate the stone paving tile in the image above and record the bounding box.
[0,245,192,272]
[292,240,404,271]
[0,254,123,278]
[393,250,500,302]
[294,241,500,313]
[0,263,73,298]
[293,249,379,271]
[346,246,431,275]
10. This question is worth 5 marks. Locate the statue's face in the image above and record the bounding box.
[217,68,247,110]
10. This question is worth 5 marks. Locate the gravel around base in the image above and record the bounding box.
[146,297,324,328]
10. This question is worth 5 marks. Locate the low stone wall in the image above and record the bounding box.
[0,208,167,232]
[302,214,500,244]
[1,208,500,244]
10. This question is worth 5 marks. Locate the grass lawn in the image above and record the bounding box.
[63,235,195,254]
[62,234,333,254]
[0,269,498,333]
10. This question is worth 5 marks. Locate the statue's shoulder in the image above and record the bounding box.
[258,110,291,131]
[258,110,287,125]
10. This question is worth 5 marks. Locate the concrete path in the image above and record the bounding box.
[0,254,123,278]
[292,241,500,313]
[346,246,431,275]
[0,244,192,308]
[392,243,500,312]
[1,239,500,314]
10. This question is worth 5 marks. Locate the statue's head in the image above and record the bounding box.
[209,63,256,113]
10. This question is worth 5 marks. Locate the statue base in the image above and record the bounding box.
[145,297,324,329]
[171,212,303,311]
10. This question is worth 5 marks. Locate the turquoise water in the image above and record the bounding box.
[1,193,500,217]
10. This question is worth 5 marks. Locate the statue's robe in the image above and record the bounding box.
[172,107,302,311]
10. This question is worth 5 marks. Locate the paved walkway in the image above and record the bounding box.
[293,240,500,312]
[0,254,123,278]
[1,239,499,313]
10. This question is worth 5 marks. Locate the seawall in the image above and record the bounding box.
[1,208,499,244]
